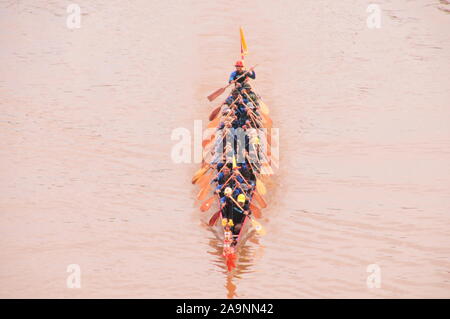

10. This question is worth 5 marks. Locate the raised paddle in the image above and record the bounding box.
[244,154,267,195]
[204,100,242,149]
[243,92,269,124]
[243,90,270,115]
[247,106,271,128]
[246,81,271,115]
[207,65,258,102]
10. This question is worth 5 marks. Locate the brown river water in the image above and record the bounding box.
[1,0,449,298]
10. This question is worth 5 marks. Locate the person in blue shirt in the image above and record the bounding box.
[229,60,255,88]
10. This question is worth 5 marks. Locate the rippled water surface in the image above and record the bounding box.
[1,0,449,298]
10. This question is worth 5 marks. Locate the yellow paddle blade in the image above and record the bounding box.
[197,170,212,187]
[192,165,210,184]
[261,112,272,128]
[259,101,270,115]
[197,184,211,201]
[251,218,266,236]
[256,178,266,195]
[207,117,220,129]
[260,164,274,176]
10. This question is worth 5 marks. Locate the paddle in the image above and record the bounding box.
[232,172,264,217]
[255,178,267,195]
[230,177,263,219]
[207,117,220,129]
[209,105,222,121]
[207,65,258,102]
[197,164,234,201]
[208,210,221,226]
[197,169,214,188]
[252,191,267,208]
[259,100,270,115]
[204,100,243,150]
[200,195,215,212]
[202,135,213,149]
[210,95,240,122]
[261,112,273,128]
[243,90,270,116]
[228,195,266,235]
[250,217,266,236]
[260,163,274,176]
[246,81,271,115]
[243,91,272,128]
[247,105,271,129]
[197,183,211,201]
[192,165,210,184]
[244,155,267,195]
[249,202,262,219]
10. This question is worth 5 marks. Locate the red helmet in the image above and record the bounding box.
[235,60,244,67]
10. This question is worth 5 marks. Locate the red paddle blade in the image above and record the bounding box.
[250,203,262,219]
[202,138,210,148]
[209,105,221,121]
[208,211,220,226]
[200,196,215,212]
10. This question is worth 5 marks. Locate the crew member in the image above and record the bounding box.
[228,60,255,87]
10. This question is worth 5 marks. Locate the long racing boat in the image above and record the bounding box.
[192,29,275,271]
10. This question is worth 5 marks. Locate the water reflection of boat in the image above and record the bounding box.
[206,232,259,298]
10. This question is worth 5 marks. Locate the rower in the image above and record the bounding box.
[225,89,242,106]
[238,163,256,191]
[229,60,255,88]
[240,83,259,107]
[213,165,232,187]
[220,187,235,228]
[231,194,250,236]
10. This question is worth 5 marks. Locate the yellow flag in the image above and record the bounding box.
[232,155,237,169]
[240,27,248,59]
